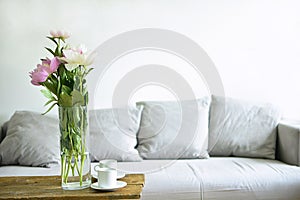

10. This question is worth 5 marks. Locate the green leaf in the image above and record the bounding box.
[41,89,54,100]
[71,90,84,106]
[84,68,94,77]
[73,75,82,91]
[43,79,58,97]
[46,36,58,45]
[55,46,60,56]
[72,133,81,151]
[84,91,89,104]
[57,78,61,97]
[59,92,72,107]
[44,99,56,106]
[45,47,55,56]
[61,85,72,95]
[42,102,57,115]
[61,131,69,140]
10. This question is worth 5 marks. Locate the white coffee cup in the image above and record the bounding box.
[94,166,117,188]
[99,159,117,170]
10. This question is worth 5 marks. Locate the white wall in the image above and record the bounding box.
[1,0,300,124]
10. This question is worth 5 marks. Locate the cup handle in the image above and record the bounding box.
[94,165,101,172]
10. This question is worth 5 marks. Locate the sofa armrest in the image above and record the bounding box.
[277,122,300,166]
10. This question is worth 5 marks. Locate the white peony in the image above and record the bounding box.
[61,45,96,71]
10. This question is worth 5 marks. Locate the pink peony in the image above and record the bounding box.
[29,65,49,86]
[29,57,60,86]
[42,57,60,73]
[50,30,70,39]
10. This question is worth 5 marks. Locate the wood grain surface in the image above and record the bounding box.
[0,174,144,200]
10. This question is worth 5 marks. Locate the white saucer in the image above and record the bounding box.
[91,181,127,191]
[92,171,126,179]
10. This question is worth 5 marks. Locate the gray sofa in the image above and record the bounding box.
[0,95,300,200]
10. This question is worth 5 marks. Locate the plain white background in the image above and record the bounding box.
[0,0,300,124]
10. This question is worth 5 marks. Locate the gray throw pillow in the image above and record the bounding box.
[208,95,281,159]
[0,121,9,144]
[136,97,210,159]
[89,106,143,161]
[0,111,60,167]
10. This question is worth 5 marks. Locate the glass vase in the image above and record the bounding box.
[59,105,91,190]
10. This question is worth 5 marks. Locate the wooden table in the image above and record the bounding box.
[0,174,144,199]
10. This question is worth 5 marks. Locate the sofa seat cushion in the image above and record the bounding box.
[1,158,300,200]
[119,158,300,200]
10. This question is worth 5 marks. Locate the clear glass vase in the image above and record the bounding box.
[59,105,91,190]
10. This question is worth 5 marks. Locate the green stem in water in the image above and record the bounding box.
[74,155,80,176]
[61,155,65,183]
[60,106,88,187]
[64,157,71,183]
[77,107,85,186]
[79,153,86,186]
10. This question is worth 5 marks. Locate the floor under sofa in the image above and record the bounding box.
[1,157,300,200]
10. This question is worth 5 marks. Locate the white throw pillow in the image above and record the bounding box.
[0,111,60,167]
[208,95,281,159]
[89,106,143,161]
[136,98,210,159]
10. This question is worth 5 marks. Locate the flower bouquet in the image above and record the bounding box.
[29,30,95,190]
